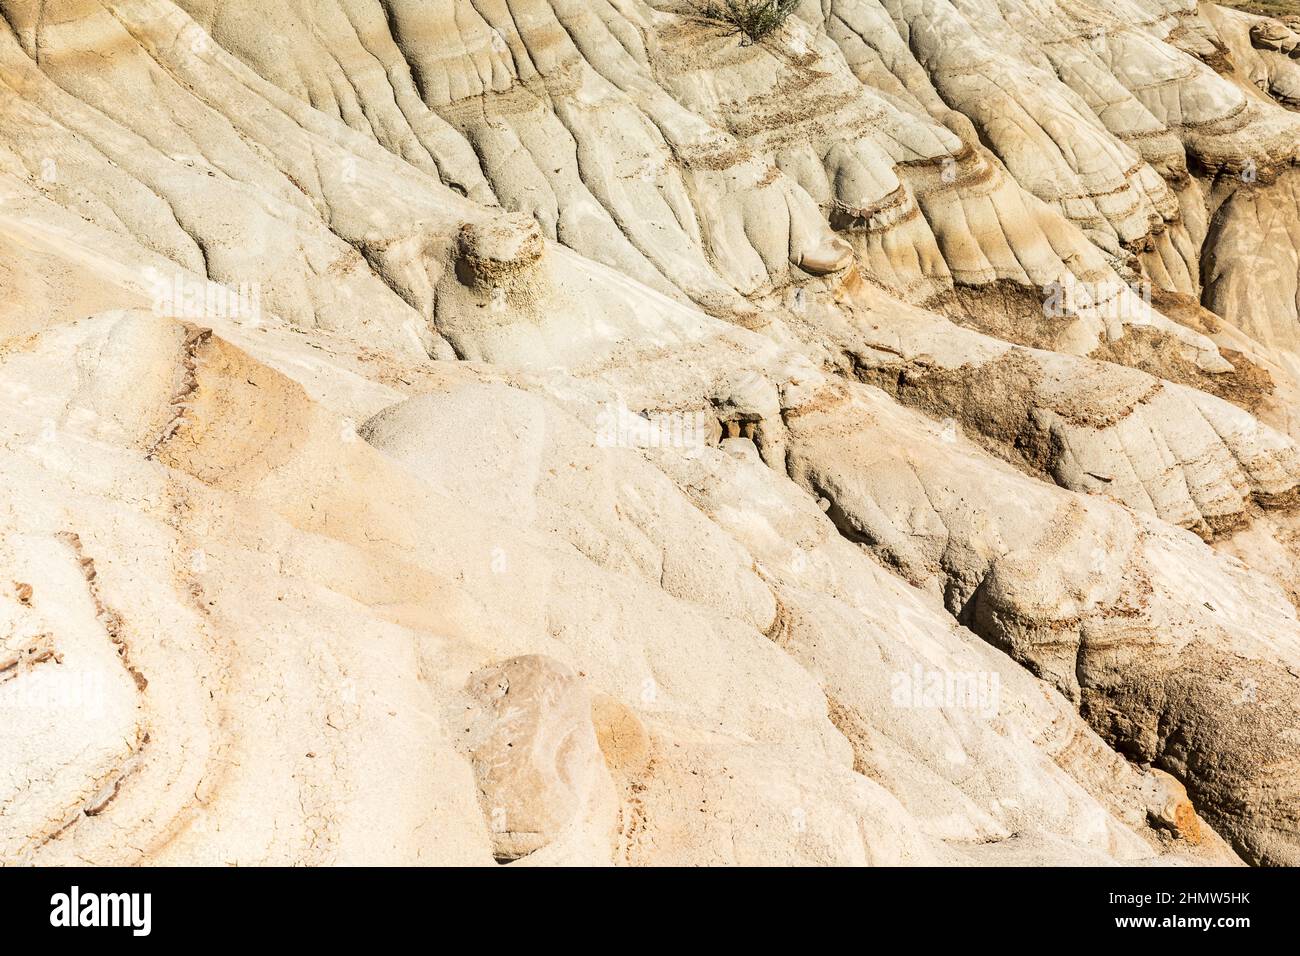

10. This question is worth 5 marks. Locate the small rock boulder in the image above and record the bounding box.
[461,655,610,861]
[1146,768,1202,844]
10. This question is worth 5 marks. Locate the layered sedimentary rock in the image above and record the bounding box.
[2,0,1299,866]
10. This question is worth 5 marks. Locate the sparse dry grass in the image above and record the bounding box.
[695,1,801,43]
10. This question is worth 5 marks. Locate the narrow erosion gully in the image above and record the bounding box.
[19,533,153,856]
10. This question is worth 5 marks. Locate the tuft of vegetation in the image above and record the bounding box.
[697,0,801,44]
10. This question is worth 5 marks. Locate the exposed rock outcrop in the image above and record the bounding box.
[3,0,1299,866]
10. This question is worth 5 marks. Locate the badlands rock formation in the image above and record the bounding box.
[2,0,1300,866]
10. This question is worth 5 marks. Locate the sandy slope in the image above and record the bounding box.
[2,0,1299,865]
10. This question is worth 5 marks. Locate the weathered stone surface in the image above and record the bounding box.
[3,0,1300,867]
[459,655,617,862]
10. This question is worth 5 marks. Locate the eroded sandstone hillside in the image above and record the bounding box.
[1,0,1299,866]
